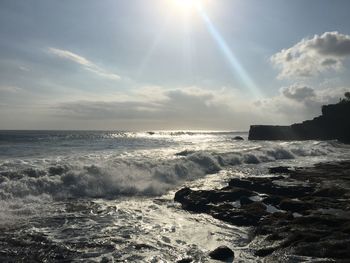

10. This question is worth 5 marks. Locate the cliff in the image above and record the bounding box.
[248,101,350,143]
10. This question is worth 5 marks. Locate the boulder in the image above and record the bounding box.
[209,246,234,261]
[232,136,244,140]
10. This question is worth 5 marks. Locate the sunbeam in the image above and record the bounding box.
[196,5,262,98]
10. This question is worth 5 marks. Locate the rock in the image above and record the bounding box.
[262,195,282,206]
[312,187,347,197]
[176,258,193,263]
[255,246,277,257]
[209,246,234,261]
[228,177,313,198]
[174,160,350,262]
[279,199,312,213]
[100,257,113,263]
[240,195,254,206]
[232,136,244,140]
[248,99,350,143]
[269,166,291,174]
[174,187,192,203]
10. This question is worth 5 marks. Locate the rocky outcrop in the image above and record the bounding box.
[209,246,235,261]
[248,101,350,143]
[174,161,350,260]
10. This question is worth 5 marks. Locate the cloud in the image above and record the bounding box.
[271,32,350,78]
[51,85,350,130]
[55,87,229,120]
[53,86,261,129]
[47,47,121,80]
[280,85,315,101]
[0,85,23,93]
[254,84,348,122]
[307,32,350,57]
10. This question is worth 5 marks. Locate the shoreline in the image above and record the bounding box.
[174,160,350,261]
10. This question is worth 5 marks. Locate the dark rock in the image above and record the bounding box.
[232,136,244,140]
[174,187,192,203]
[255,246,277,257]
[269,166,291,174]
[209,246,234,261]
[101,257,113,263]
[240,196,254,206]
[217,202,267,226]
[279,199,312,213]
[174,160,350,262]
[228,177,313,198]
[262,195,282,206]
[248,100,350,143]
[312,187,347,197]
[176,257,193,263]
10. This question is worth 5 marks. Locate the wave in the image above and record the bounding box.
[0,140,344,202]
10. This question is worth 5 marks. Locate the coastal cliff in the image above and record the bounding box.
[248,99,350,143]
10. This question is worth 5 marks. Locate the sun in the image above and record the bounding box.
[170,0,205,13]
[174,0,201,9]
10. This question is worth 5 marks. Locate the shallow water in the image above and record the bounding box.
[0,130,349,262]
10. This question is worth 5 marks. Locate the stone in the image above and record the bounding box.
[209,246,234,261]
[279,199,312,213]
[240,195,254,206]
[269,166,291,174]
[176,257,193,263]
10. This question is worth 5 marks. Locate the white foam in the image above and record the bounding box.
[0,139,347,208]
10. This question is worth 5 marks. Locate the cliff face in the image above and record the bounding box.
[248,101,350,143]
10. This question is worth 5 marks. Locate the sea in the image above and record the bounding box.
[0,130,349,262]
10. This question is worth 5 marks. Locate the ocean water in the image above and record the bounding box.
[0,130,349,262]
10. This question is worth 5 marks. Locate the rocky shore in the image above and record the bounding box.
[174,161,350,261]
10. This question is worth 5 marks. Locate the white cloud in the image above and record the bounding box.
[47,47,121,80]
[271,32,350,79]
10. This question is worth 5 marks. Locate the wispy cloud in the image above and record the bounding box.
[53,87,253,128]
[47,47,121,80]
[0,85,23,93]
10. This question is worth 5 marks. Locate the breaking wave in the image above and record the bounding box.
[0,140,343,202]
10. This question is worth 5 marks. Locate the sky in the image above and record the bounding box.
[1,0,350,130]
